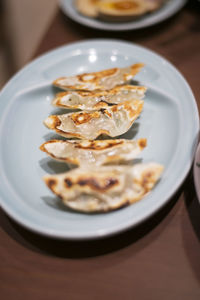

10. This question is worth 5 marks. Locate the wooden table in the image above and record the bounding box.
[1,2,200,299]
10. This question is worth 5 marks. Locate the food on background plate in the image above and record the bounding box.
[43,163,163,212]
[44,99,143,139]
[75,0,100,17]
[40,138,147,167]
[53,63,144,91]
[52,85,146,110]
[97,0,148,21]
[145,0,167,12]
[75,0,168,22]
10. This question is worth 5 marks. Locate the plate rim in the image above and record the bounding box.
[59,0,187,31]
[0,39,199,240]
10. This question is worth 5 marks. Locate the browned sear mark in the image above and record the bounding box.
[100,108,112,117]
[46,179,57,189]
[124,101,143,118]
[79,74,97,82]
[75,140,123,150]
[51,116,61,128]
[63,176,119,192]
[111,105,118,113]
[97,68,117,78]
[40,139,59,152]
[130,63,144,75]
[71,111,100,125]
[78,177,119,192]
[64,178,73,188]
[138,138,147,149]
[78,68,117,83]
[142,171,154,191]
[94,101,109,109]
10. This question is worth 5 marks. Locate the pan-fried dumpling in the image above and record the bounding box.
[52,85,146,110]
[44,99,143,139]
[53,63,144,91]
[40,138,147,166]
[43,163,163,212]
[75,0,100,17]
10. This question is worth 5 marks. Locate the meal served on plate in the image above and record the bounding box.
[43,163,163,212]
[53,63,144,91]
[75,0,168,22]
[40,138,147,167]
[44,99,144,139]
[41,62,164,213]
[52,85,146,110]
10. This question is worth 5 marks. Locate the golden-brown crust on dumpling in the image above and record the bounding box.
[110,99,143,119]
[43,163,163,212]
[70,111,101,125]
[44,100,143,139]
[52,85,146,110]
[40,138,147,166]
[74,139,124,150]
[53,63,144,91]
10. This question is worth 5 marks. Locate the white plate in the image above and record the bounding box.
[59,0,187,31]
[194,142,200,202]
[0,39,199,240]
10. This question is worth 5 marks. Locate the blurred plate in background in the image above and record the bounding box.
[59,0,187,31]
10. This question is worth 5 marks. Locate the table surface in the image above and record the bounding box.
[1,2,200,299]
